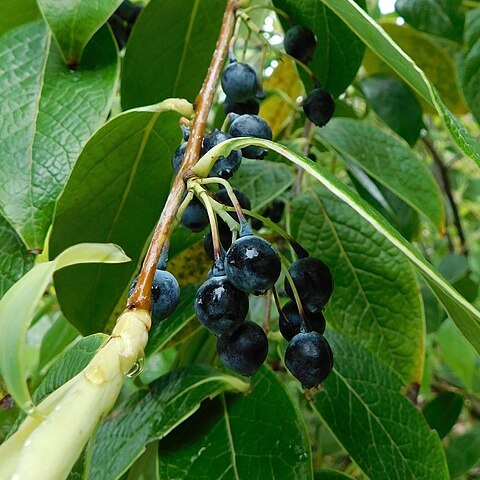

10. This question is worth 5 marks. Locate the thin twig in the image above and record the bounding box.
[422,136,467,254]
[128,0,238,312]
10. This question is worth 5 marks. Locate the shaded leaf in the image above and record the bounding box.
[446,426,480,478]
[272,0,366,97]
[0,244,128,410]
[423,391,463,439]
[314,332,449,480]
[291,187,424,383]
[395,0,464,43]
[347,165,420,241]
[457,10,480,125]
[121,0,225,109]
[360,75,423,146]
[317,118,444,229]
[126,441,159,480]
[89,366,249,480]
[230,159,295,210]
[0,21,118,250]
[317,0,480,168]
[37,0,122,65]
[158,367,313,480]
[364,23,466,114]
[49,100,193,335]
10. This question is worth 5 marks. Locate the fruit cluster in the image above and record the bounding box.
[131,19,338,389]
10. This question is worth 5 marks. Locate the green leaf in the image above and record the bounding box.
[457,10,480,125]
[360,75,423,146]
[145,285,198,356]
[395,0,465,43]
[446,426,480,478]
[317,118,444,229]
[314,332,449,480]
[158,366,313,480]
[37,312,79,373]
[0,0,40,35]
[126,441,159,480]
[9,333,106,435]
[364,23,466,114]
[230,159,295,210]
[435,319,480,393]
[89,366,249,480]
[347,166,420,241]
[197,138,480,355]
[121,0,225,109]
[49,100,193,335]
[0,243,128,410]
[0,214,35,299]
[317,0,480,168]
[423,391,463,439]
[291,187,424,383]
[34,334,106,402]
[0,21,118,250]
[272,0,366,97]
[37,0,122,65]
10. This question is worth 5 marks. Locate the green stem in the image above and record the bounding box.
[197,177,247,224]
[196,187,222,264]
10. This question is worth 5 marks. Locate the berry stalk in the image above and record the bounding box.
[128,0,239,312]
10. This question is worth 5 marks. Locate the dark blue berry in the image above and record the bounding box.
[284,25,317,64]
[215,187,251,216]
[221,62,260,102]
[285,257,333,314]
[264,199,284,223]
[129,270,180,322]
[285,332,333,388]
[203,222,232,261]
[279,301,326,341]
[115,0,142,23]
[172,142,187,173]
[303,88,335,127]
[224,96,260,115]
[181,196,209,232]
[217,321,268,376]
[201,130,242,179]
[224,235,281,295]
[229,114,272,159]
[194,275,249,335]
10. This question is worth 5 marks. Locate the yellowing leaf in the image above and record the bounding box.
[260,57,304,137]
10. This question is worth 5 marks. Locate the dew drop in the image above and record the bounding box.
[126,352,145,378]
[23,401,35,415]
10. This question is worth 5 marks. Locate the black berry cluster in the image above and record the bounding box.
[195,220,281,376]
[160,32,337,388]
[279,257,334,388]
[283,24,335,127]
